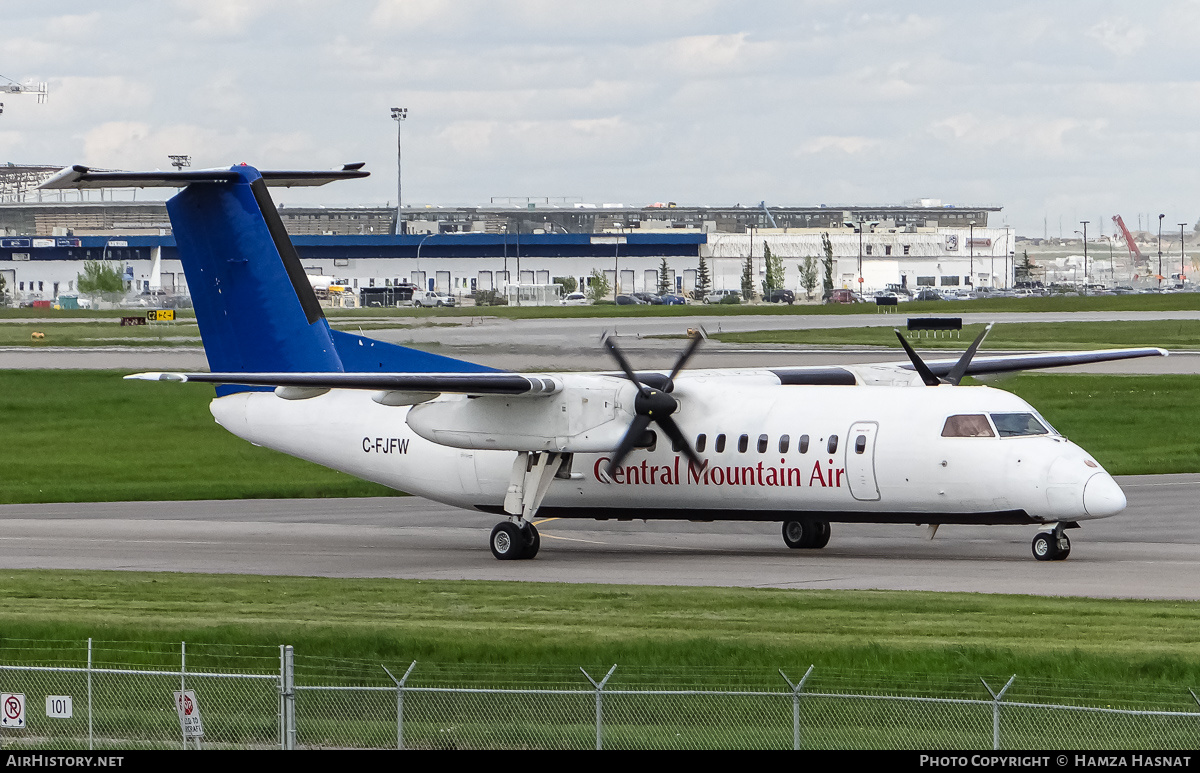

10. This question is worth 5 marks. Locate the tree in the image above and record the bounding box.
[77,260,125,303]
[585,268,611,302]
[821,232,835,299]
[695,255,711,300]
[657,258,672,296]
[800,255,819,300]
[761,241,784,295]
[0,272,7,306]
[552,276,577,293]
[741,256,756,301]
[1015,250,1036,284]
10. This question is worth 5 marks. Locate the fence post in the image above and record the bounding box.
[780,665,815,750]
[382,661,417,750]
[279,645,296,750]
[981,675,1016,750]
[581,665,617,750]
[87,638,93,751]
[180,642,188,750]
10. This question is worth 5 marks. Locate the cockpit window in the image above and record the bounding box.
[941,414,995,438]
[990,412,1050,437]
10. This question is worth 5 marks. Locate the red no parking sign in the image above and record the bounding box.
[1,693,25,729]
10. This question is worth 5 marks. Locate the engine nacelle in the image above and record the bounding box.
[405,374,634,452]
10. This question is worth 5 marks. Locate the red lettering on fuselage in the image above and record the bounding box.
[599,455,844,488]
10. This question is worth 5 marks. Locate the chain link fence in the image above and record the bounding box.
[0,639,1197,750]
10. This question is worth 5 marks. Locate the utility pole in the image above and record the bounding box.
[1158,213,1165,285]
[390,107,408,236]
[1181,223,1188,286]
[1080,221,1088,294]
[969,220,975,287]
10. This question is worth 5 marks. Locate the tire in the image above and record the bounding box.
[523,523,541,559]
[1053,532,1071,561]
[782,520,811,549]
[811,521,831,549]
[1031,532,1058,561]
[490,522,525,560]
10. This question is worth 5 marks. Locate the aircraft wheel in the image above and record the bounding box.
[522,522,541,559]
[811,521,831,549]
[490,522,525,560]
[782,520,817,549]
[1031,531,1060,561]
[1052,531,1070,561]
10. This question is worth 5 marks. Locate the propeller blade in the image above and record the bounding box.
[944,323,994,386]
[894,329,940,386]
[665,327,706,387]
[603,336,649,396]
[606,414,652,475]
[657,415,705,471]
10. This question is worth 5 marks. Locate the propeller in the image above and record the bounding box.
[894,323,994,386]
[603,331,707,476]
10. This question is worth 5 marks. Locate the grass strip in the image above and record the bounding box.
[0,370,397,503]
[0,571,1198,702]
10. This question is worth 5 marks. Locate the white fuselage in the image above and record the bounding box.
[209,378,1125,525]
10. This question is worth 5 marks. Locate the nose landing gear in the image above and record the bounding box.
[782,519,831,549]
[1032,527,1072,561]
[490,521,541,560]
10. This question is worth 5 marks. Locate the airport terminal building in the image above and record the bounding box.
[0,167,1012,302]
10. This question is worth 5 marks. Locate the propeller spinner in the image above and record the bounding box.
[603,332,707,476]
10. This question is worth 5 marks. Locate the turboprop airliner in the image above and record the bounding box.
[42,163,1167,562]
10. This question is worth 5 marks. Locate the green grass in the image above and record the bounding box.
[1,572,1198,699]
[714,319,1200,350]
[0,320,201,347]
[0,370,397,502]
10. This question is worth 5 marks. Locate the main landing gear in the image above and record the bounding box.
[490,451,567,561]
[1031,525,1072,562]
[782,519,830,550]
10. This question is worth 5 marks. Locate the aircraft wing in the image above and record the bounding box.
[126,371,562,395]
[918,347,1167,377]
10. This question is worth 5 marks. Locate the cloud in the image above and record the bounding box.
[795,136,880,155]
[1087,18,1147,57]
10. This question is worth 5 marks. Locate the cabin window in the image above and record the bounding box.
[779,434,790,453]
[799,434,810,454]
[738,434,749,453]
[827,435,838,454]
[758,434,768,453]
[696,434,707,452]
[990,413,1050,437]
[855,434,867,454]
[942,414,995,438]
[716,434,727,453]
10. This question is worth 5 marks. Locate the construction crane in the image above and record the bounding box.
[1112,215,1143,264]
[0,74,48,116]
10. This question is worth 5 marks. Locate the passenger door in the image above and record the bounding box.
[846,421,881,501]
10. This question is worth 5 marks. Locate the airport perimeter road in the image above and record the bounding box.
[0,473,1196,599]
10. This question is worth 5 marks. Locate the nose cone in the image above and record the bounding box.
[1083,473,1126,517]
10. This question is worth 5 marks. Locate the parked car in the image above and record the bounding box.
[913,289,942,301]
[615,294,647,305]
[703,289,741,304]
[631,292,663,305]
[560,291,591,306]
[825,288,857,304]
[765,288,795,304]
[660,294,687,305]
[414,291,455,307]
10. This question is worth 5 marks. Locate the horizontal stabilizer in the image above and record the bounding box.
[39,163,369,189]
[922,347,1168,377]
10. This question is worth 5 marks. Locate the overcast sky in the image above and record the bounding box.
[2,1,1198,237]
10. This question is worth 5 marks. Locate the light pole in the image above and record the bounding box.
[1158,213,1165,285]
[1080,220,1089,294]
[1181,223,1188,286]
[390,107,407,236]
[415,232,433,292]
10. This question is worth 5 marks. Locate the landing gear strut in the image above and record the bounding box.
[490,451,565,561]
[1032,526,1072,561]
[782,519,831,549]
